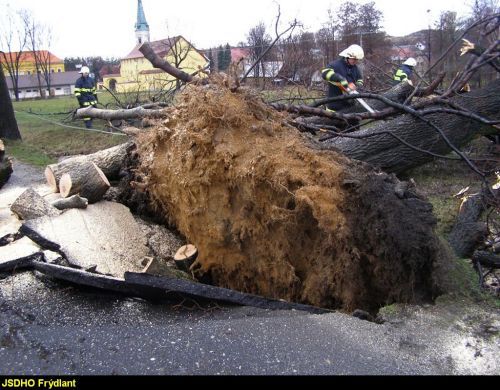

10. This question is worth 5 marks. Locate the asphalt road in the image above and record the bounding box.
[0,160,498,375]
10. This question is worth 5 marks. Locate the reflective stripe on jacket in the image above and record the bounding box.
[75,76,97,105]
[393,64,413,83]
[321,58,363,110]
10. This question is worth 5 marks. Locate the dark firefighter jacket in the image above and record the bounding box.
[393,64,413,83]
[75,76,97,107]
[321,58,364,111]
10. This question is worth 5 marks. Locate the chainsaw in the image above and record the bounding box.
[336,83,376,114]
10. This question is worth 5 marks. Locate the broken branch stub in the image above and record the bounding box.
[51,195,89,211]
[59,161,110,204]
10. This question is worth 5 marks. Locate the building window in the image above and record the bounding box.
[27,71,31,75]
[51,69,55,73]
[58,69,61,72]
[56,88,61,90]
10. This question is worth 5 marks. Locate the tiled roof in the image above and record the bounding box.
[123,37,180,60]
[1,50,63,64]
[5,71,80,89]
[231,48,250,63]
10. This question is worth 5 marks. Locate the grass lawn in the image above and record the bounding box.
[6,92,128,166]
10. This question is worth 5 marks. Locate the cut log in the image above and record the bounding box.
[45,141,132,192]
[59,161,110,204]
[10,188,61,220]
[51,195,88,210]
[174,244,198,271]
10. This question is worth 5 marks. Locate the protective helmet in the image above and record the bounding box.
[79,66,90,74]
[403,58,417,67]
[339,44,364,60]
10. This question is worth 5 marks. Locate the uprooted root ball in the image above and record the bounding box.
[135,79,449,312]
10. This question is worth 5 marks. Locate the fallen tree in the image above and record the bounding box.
[66,34,498,311]
[321,79,500,174]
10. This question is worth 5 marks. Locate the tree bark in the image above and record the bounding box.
[0,65,21,140]
[10,188,61,220]
[45,141,132,192]
[472,251,500,269]
[51,195,89,210]
[76,106,165,121]
[139,42,195,83]
[448,191,489,258]
[0,140,13,189]
[59,161,110,204]
[322,79,500,174]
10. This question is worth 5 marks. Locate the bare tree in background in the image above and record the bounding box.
[246,22,272,86]
[21,10,44,98]
[163,36,196,91]
[34,27,54,97]
[316,8,338,65]
[0,8,28,101]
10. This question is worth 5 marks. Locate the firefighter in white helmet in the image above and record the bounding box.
[75,66,98,129]
[393,58,417,85]
[321,44,365,111]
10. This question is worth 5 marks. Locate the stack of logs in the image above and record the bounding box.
[43,142,131,204]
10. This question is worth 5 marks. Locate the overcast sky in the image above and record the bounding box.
[1,0,477,58]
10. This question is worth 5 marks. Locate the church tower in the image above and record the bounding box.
[135,0,150,45]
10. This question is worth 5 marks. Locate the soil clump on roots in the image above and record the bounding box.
[134,78,450,312]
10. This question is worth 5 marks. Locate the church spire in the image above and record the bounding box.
[135,0,150,44]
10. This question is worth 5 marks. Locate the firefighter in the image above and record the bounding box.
[321,44,365,112]
[75,66,98,129]
[393,58,417,85]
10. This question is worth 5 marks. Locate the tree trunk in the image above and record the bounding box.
[472,251,500,269]
[0,65,21,140]
[45,141,132,192]
[59,161,110,204]
[0,140,13,189]
[322,79,500,174]
[448,191,489,258]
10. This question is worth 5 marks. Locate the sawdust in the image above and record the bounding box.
[135,77,448,311]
